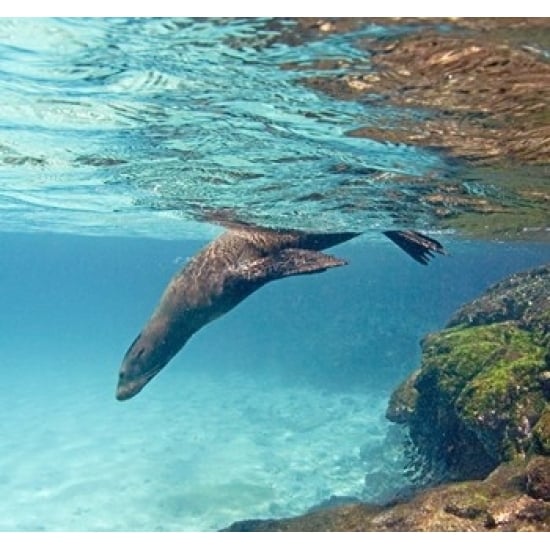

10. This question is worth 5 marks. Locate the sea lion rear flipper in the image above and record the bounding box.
[383,230,447,265]
[243,248,347,281]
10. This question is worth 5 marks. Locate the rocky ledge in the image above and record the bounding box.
[225,264,550,531]
[225,457,550,532]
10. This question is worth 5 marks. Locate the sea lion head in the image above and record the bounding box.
[116,318,179,401]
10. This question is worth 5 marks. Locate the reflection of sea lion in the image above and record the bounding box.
[116,227,446,401]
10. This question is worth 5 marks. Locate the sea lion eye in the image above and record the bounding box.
[123,332,143,361]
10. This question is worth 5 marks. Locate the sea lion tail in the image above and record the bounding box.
[383,230,447,265]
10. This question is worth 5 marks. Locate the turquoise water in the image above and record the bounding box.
[0,18,549,532]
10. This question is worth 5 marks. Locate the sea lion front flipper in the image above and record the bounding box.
[242,248,347,282]
[383,230,447,265]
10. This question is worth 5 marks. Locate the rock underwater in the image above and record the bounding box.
[387,263,550,481]
[224,264,550,531]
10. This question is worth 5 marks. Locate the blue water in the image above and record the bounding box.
[0,17,549,532]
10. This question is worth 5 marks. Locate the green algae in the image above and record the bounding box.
[458,344,546,419]
[404,322,548,476]
[458,349,547,460]
[419,323,544,401]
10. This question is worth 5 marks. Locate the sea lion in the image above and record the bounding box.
[116,227,446,400]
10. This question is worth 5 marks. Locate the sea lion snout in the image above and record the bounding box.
[116,330,162,400]
[116,318,185,400]
[116,371,140,401]
[116,356,164,400]
[116,357,147,400]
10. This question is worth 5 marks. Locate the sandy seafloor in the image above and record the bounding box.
[1,231,549,531]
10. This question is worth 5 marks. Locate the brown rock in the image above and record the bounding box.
[223,461,550,532]
[526,456,550,501]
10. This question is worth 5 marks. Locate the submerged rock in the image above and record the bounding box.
[386,263,550,481]
[401,323,547,479]
[386,371,419,424]
[526,455,550,501]
[224,458,550,531]
[447,264,550,336]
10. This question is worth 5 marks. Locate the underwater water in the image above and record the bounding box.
[0,18,549,532]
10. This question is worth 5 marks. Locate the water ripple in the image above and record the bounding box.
[0,18,452,238]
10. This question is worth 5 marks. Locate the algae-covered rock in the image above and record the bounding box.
[387,264,550,481]
[386,370,419,424]
[224,265,550,533]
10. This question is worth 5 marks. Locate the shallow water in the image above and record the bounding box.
[0,18,549,532]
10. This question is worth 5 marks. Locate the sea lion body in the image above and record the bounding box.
[116,226,445,400]
[116,228,359,400]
